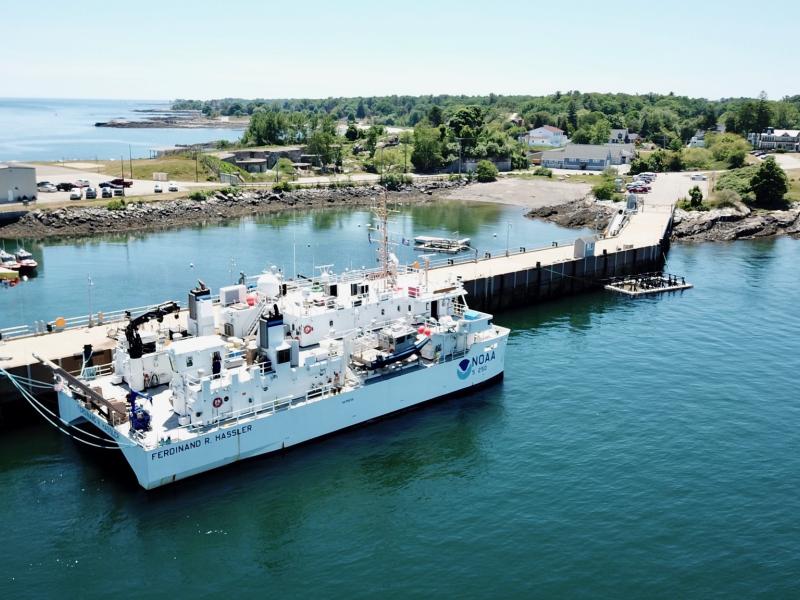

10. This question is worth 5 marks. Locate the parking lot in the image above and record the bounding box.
[7,162,221,208]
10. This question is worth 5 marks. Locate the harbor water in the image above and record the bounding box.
[0,98,242,162]
[1,204,799,597]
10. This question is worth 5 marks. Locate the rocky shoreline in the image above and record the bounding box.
[0,180,467,240]
[526,199,800,242]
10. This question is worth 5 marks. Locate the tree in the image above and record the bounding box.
[688,185,703,208]
[365,126,380,158]
[356,99,366,119]
[571,128,591,144]
[706,133,750,168]
[474,160,498,182]
[275,157,295,181]
[754,91,772,133]
[344,123,359,142]
[749,157,788,207]
[592,177,616,200]
[567,100,578,131]
[410,124,443,172]
[427,105,444,126]
[589,119,611,145]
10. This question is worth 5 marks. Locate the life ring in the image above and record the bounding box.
[303,325,313,335]
[212,397,223,408]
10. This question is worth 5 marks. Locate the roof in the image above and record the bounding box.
[542,143,635,161]
[771,130,800,137]
[0,165,35,171]
[542,125,563,133]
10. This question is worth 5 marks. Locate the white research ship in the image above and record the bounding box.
[41,203,509,489]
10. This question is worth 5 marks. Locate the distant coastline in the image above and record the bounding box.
[95,109,248,130]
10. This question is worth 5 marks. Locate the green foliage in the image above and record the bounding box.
[474,160,498,182]
[712,189,742,208]
[682,147,713,170]
[188,190,212,201]
[715,165,759,198]
[688,185,703,208]
[705,133,750,168]
[749,157,789,207]
[411,124,444,172]
[275,157,295,180]
[380,173,413,190]
[272,181,294,193]
[592,177,617,200]
[533,166,553,178]
[176,92,800,146]
[106,199,126,210]
[630,149,684,173]
[345,123,358,141]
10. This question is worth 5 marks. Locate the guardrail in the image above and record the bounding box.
[0,298,205,342]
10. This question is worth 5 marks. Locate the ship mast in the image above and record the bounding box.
[370,188,397,289]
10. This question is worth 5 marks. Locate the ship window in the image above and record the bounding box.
[381,309,385,316]
[397,306,401,312]
[277,348,290,364]
[408,305,411,312]
[329,320,333,327]
[224,396,229,402]
[186,357,193,367]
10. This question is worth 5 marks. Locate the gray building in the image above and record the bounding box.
[747,128,800,151]
[0,166,36,203]
[541,144,635,171]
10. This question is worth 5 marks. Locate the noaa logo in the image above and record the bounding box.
[457,358,472,380]
[456,351,496,379]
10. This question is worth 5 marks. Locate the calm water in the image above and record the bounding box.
[1,204,799,597]
[0,98,242,162]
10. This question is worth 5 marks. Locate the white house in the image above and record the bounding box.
[0,165,37,203]
[748,128,800,151]
[519,125,568,147]
[541,143,635,171]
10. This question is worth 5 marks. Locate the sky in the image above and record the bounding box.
[2,0,798,101]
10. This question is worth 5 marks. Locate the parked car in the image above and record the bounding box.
[168,182,178,192]
[37,180,53,187]
[101,187,113,198]
[99,181,122,189]
[56,182,75,191]
[85,187,97,199]
[37,183,57,193]
[690,173,708,181]
[154,183,163,193]
[74,179,91,188]
[69,190,82,200]
[109,178,133,188]
[629,186,649,193]
[113,188,124,197]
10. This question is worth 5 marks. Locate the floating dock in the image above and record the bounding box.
[604,273,692,296]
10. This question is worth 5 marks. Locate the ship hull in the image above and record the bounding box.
[59,331,508,489]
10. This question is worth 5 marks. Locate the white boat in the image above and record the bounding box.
[40,198,509,489]
[49,285,508,489]
[14,248,38,273]
[0,249,20,272]
[413,235,471,254]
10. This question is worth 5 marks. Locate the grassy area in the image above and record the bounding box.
[787,169,800,203]
[99,156,217,182]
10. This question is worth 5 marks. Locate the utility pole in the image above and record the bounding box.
[128,144,133,179]
[195,151,199,183]
[120,156,125,197]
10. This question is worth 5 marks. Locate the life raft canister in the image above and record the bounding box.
[303,325,313,335]
[212,397,223,408]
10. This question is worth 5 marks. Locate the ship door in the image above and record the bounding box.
[430,300,439,319]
